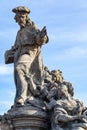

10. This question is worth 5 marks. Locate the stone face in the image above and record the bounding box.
[2,5,87,130]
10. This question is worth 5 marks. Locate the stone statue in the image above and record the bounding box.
[41,69,74,101]
[45,84,87,130]
[5,6,49,106]
[3,6,87,130]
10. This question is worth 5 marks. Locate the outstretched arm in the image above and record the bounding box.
[55,112,85,124]
[34,26,49,46]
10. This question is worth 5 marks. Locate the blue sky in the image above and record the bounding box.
[0,0,87,115]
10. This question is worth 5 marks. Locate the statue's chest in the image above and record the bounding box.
[16,27,36,45]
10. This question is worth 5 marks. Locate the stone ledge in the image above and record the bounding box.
[1,105,50,130]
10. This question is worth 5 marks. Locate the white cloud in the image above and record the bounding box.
[0,28,17,39]
[0,101,12,106]
[43,45,87,70]
[7,91,15,97]
[0,91,15,114]
[0,64,13,75]
[49,27,87,43]
[74,92,87,106]
[66,47,87,57]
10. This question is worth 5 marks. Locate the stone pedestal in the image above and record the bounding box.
[1,105,50,130]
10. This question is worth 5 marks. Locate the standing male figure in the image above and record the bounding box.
[5,6,49,105]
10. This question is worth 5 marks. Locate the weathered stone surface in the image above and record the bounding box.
[1,105,50,130]
[8,105,50,130]
[5,6,49,106]
[2,5,87,130]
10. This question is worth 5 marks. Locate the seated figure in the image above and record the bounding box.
[45,84,87,130]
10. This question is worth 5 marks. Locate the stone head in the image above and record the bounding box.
[51,70,63,83]
[57,84,69,98]
[12,6,30,28]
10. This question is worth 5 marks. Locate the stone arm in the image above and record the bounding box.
[41,85,58,103]
[30,21,49,46]
[34,26,49,46]
[45,98,58,110]
[5,41,18,64]
[55,113,83,123]
[55,110,87,125]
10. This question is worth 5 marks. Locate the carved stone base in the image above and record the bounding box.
[1,105,50,130]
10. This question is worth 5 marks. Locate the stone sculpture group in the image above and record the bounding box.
[1,6,87,130]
